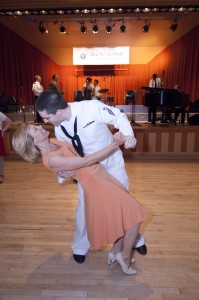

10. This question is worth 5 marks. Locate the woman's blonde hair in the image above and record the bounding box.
[12,123,41,163]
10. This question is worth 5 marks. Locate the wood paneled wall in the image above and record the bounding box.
[4,123,199,160]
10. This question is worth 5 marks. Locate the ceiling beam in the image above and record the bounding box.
[0,0,198,10]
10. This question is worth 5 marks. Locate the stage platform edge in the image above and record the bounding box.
[4,122,199,160]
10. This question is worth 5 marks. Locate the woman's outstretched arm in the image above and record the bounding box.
[48,132,125,172]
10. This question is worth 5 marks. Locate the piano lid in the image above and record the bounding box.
[141,86,178,92]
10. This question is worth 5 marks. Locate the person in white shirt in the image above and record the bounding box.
[149,74,162,88]
[32,75,44,123]
[0,111,12,183]
[35,90,147,264]
[92,79,101,100]
[82,77,93,100]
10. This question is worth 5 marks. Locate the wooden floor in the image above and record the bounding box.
[0,159,199,300]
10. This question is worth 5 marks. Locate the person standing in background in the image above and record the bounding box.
[82,77,93,100]
[32,75,44,123]
[149,74,162,88]
[49,74,62,94]
[0,111,12,183]
[92,79,102,100]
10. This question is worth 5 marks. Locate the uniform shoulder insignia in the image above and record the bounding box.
[103,107,115,116]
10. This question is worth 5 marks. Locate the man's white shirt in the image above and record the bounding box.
[55,100,136,170]
[32,81,43,96]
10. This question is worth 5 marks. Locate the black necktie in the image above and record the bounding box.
[154,79,157,88]
[60,117,84,157]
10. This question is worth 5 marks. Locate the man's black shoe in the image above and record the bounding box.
[135,244,147,255]
[73,254,85,264]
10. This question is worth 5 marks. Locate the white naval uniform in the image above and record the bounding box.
[32,81,43,97]
[91,85,101,100]
[149,77,162,88]
[55,100,145,255]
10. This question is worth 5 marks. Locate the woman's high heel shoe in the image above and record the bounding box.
[108,252,116,265]
[115,252,137,275]
[108,252,135,265]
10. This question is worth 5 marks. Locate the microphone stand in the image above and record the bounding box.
[20,86,26,122]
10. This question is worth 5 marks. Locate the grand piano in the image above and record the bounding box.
[142,87,189,125]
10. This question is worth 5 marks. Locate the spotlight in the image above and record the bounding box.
[60,24,66,34]
[38,22,48,34]
[80,24,87,34]
[142,21,150,33]
[120,24,126,33]
[106,25,112,33]
[92,24,99,34]
[143,24,149,32]
[170,22,178,31]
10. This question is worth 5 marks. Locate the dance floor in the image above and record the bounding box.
[0,160,199,299]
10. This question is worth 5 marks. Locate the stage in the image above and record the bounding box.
[4,121,199,160]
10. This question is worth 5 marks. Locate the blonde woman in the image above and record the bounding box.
[12,123,147,275]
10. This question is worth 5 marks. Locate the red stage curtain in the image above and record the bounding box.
[148,25,199,102]
[0,23,58,106]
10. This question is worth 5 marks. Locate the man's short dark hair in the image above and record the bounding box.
[52,74,58,80]
[86,77,92,83]
[35,90,68,115]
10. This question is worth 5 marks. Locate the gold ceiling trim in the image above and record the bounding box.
[0,6,198,17]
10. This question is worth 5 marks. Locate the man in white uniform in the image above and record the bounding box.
[149,73,162,88]
[91,79,101,100]
[36,90,147,263]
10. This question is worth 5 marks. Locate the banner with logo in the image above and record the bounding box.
[73,47,129,65]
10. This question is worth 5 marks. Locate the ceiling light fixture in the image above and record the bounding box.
[59,24,66,34]
[170,20,178,31]
[1,5,199,17]
[38,22,48,34]
[120,21,126,33]
[40,10,47,15]
[108,8,116,13]
[142,20,150,33]
[82,9,90,14]
[142,8,151,13]
[91,9,98,14]
[106,25,112,33]
[92,24,99,34]
[23,11,31,15]
[14,11,23,16]
[80,22,87,33]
